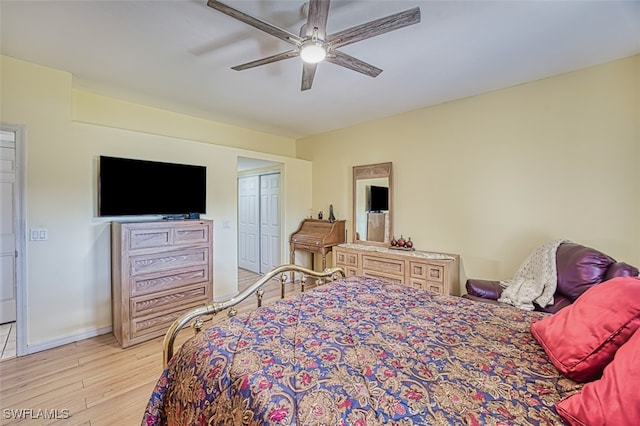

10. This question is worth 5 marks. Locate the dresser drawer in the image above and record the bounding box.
[362,255,404,276]
[130,301,205,339]
[291,235,323,245]
[408,278,445,295]
[129,227,172,250]
[426,265,445,283]
[130,283,209,318]
[130,247,209,276]
[425,282,445,294]
[292,242,323,253]
[410,261,445,282]
[130,266,209,297]
[128,222,211,250]
[363,270,404,284]
[409,261,428,279]
[408,277,426,290]
[343,267,359,277]
[335,250,358,267]
[174,223,211,244]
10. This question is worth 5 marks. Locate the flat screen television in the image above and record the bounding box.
[98,156,206,216]
[368,185,389,212]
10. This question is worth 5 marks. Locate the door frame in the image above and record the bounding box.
[1,123,27,356]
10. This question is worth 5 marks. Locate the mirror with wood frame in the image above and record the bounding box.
[352,162,393,246]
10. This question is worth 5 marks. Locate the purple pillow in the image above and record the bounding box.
[556,243,615,301]
[604,262,639,281]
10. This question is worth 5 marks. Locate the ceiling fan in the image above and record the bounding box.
[207,0,421,91]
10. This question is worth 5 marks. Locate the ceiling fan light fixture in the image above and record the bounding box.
[207,0,421,90]
[300,40,326,63]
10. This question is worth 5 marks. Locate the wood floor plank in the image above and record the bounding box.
[81,352,159,389]
[0,373,85,409]
[0,357,80,389]
[88,381,158,426]
[62,380,156,426]
[83,368,158,409]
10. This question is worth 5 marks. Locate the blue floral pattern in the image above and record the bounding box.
[143,276,580,425]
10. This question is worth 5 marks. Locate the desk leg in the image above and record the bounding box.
[289,246,295,284]
[322,254,329,285]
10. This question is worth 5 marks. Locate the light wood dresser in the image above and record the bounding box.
[111,220,213,348]
[333,243,459,296]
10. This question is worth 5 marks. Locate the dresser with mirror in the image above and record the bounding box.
[334,162,460,295]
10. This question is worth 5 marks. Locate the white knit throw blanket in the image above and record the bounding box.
[497,239,568,311]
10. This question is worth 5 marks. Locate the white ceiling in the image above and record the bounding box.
[1,1,639,139]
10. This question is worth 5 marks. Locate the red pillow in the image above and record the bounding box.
[530,277,640,382]
[555,329,640,425]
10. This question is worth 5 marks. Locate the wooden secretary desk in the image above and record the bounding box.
[289,219,346,271]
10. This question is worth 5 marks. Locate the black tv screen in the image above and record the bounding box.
[368,185,389,212]
[99,156,206,216]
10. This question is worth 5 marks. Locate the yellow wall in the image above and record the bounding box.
[73,91,296,157]
[1,56,310,352]
[298,55,640,293]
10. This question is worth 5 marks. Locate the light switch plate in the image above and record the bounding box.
[30,228,48,241]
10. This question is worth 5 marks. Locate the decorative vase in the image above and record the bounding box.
[406,237,413,249]
[328,204,335,223]
[397,235,406,247]
[391,236,397,246]
[318,211,323,220]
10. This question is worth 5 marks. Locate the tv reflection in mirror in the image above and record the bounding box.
[367,185,389,212]
[365,185,389,243]
[98,156,206,217]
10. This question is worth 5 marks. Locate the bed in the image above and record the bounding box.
[142,265,583,425]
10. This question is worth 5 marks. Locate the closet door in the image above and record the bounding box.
[260,173,280,273]
[238,176,259,273]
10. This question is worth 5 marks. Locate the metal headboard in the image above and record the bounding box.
[162,264,345,367]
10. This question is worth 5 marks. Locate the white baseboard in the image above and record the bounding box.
[26,325,113,355]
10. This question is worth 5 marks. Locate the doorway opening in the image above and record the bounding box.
[1,125,26,359]
[237,157,282,275]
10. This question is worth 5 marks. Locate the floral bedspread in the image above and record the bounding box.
[143,276,580,425]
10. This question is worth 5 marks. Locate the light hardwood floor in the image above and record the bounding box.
[0,269,317,425]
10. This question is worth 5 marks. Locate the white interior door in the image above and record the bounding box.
[238,175,260,273]
[260,173,281,273]
[0,130,17,324]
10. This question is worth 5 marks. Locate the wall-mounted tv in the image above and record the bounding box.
[98,156,206,217]
[368,185,389,212]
